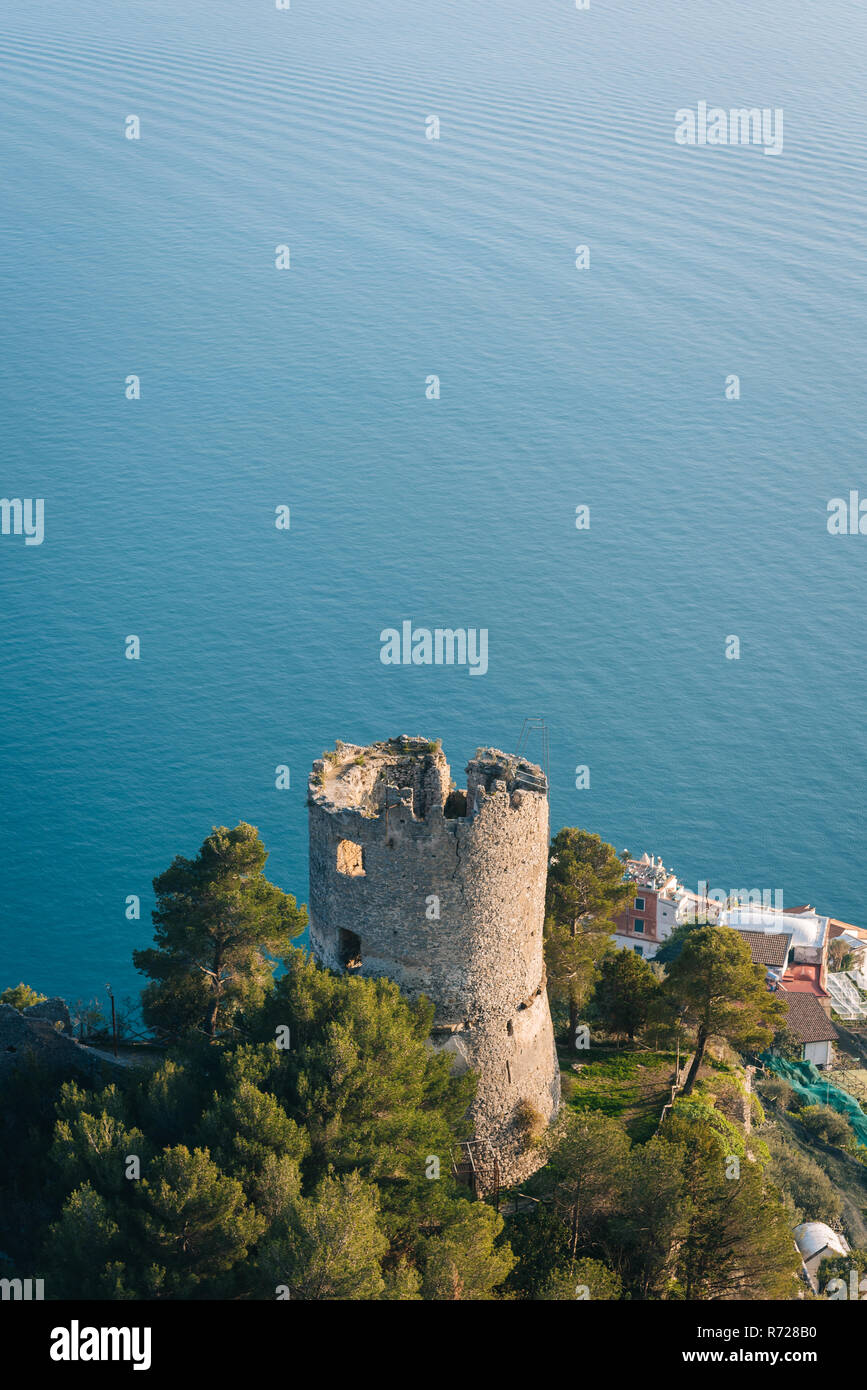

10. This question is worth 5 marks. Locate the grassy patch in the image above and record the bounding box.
[559,1045,678,1142]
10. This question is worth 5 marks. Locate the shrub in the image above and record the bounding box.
[514,1099,546,1149]
[772,1027,804,1064]
[763,1131,842,1226]
[0,983,47,1010]
[799,1105,853,1149]
[695,1074,751,1126]
[758,1076,793,1110]
[537,1257,621,1301]
[818,1247,867,1297]
[503,1206,571,1299]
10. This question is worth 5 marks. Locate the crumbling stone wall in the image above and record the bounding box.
[308,736,561,1188]
[0,1001,107,1084]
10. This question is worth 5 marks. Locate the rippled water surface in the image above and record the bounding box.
[1,1,866,1002]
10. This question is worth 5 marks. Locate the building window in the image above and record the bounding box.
[336,839,365,876]
[338,929,362,971]
[634,897,645,911]
[633,917,645,934]
[633,945,643,956]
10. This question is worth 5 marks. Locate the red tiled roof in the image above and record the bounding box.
[733,929,790,967]
[778,988,838,1044]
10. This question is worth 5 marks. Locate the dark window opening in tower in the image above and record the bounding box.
[338,929,362,971]
[336,839,365,876]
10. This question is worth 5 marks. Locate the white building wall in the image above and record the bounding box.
[613,933,658,960]
[657,899,677,941]
[804,1040,833,1068]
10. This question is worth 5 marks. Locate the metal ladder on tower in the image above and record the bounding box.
[515,716,549,793]
[452,1138,500,1206]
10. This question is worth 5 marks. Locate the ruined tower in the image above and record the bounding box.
[307,735,561,1188]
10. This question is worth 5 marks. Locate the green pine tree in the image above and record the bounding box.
[592,948,659,1041]
[544,830,633,1043]
[133,823,306,1041]
[663,926,787,1094]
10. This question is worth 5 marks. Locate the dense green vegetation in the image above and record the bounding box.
[133,821,307,1042]
[661,926,788,1093]
[755,1073,867,1246]
[2,944,515,1300]
[505,1103,800,1300]
[0,982,47,1009]
[1,820,862,1300]
[543,829,633,1040]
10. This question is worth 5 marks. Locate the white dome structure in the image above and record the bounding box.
[793,1222,849,1290]
[794,1222,849,1264]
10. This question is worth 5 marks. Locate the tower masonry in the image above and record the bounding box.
[307,735,561,1188]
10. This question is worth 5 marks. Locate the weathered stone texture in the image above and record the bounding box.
[0,1003,106,1083]
[308,736,560,1188]
[23,997,72,1031]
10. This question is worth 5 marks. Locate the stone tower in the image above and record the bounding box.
[307,735,560,1188]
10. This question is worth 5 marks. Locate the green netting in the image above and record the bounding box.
[760,1054,867,1148]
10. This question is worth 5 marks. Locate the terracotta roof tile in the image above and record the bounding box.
[778,988,838,1044]
[733,929,790,967]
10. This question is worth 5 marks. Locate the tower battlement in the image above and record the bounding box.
[308,736,547,825]
[307,734,560,1188]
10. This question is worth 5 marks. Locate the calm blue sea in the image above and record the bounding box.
[1,0,866,1007]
